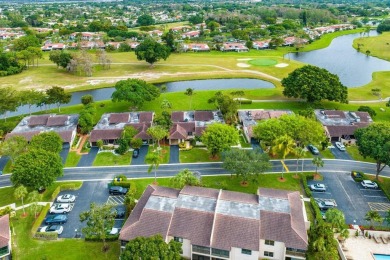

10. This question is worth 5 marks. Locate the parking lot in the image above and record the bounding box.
[40,181,126,238]
[308,171,390,225]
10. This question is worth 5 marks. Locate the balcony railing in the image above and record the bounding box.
[285,250,306,258]
[0,246,9,256]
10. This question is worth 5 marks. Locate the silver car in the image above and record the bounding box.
[57,194,76,203]
[335,142,346,151]
[310,183,326,192]
[39,225,64,235]
[361,180,378,189]
[50,204,71,214]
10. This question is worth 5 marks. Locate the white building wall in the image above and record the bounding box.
[167,236,191,259]
[259,240,286,260]
[230,247,259,260]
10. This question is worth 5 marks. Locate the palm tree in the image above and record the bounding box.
[28,191,42,217]
[145,151,161,184]
[273,135,296,179]
[184,88,195,110]
[294,146,305,177]
[14,185,28,216]
[365,210,383,228]
[312,157,324,175]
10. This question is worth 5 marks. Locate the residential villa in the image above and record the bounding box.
[253,40,270,50]
[41,43,66,51]
[314,110,372,142]
[5,114,79,145]
[0,215,11,260]
[89,112,154,146]
[119,185,309,260]
[238,109,293,143]
[221,42,249,52]
[168,110,224,145]
[184,43,210,52]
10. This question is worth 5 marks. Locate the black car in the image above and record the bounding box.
[45,214,68,225]
[132,149,140,158]
[109,186,128,195]
[308,144,319,155]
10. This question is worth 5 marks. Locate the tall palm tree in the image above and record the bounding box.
[273,135,296,179]
[145,151,161,184]
[14,185,28,215]
[312,157,324,175]
[294,146,305,177]
[365,210,383,228]
[184,88,195,110]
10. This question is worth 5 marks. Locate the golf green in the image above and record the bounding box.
[248,58,278,66]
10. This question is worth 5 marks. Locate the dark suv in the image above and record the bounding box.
[109,186,128,195]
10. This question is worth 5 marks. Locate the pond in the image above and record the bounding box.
[8,78,274,117]
[286,31,390,87]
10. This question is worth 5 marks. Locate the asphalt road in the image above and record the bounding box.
[0,159,386,188]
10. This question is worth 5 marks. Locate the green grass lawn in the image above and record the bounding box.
[320,148,336,159]
[64,151,82,167]
[11,212,120,260]
[41,181,83,202]
[179,148,220,163]
[346,145,375,163]
[248,58,278,66]
[2,160,13,174]
[147,145,170,164]
[353,32,390,61]
[92,152,132,166]
[239,135,252,148]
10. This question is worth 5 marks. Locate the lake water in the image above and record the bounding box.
[286,31,390,87]
[7,78,274,117]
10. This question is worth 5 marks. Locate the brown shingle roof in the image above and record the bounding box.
[28,115,49,126]
[324,110,346,118]
[89,129,122,142]
[127,123,152,140]
[325,125,358,137]
[46,116,68,126]
[151,185,180,198]
[178,122,195,132]
[258,188,290,199]
[212,214,259,251]
[109,113,130,124]
[138,112,153,123]
[169,124,187,140]
[0,215,10,248]
[169,207,214,247]
[5,131,41,141]
[180,186,219,198]
[354,111,371,123]
[57,130,72,143]
[195,126,206,136]
[194,111,213,121]
[171,112,184,122]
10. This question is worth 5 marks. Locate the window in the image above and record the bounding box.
[265,240,275,246]
[193,245,211,255]
[264,251,274,257]
[174,237,183,243]
[241,249,252,255]
[211,248,229,258]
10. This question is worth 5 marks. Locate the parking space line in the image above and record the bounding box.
[364,195,387,198]
[360,189,381,191]
[106,196,125,205]
[336,175,355,210]
[312,192,331,195]
[368,202,390,211]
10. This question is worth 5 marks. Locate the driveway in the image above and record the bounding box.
[0,156,9,172]
[45,181,124,238]
[308,172,390,225]
[77,147,99,167]
[330,143,353,160]
[169,145,179,164]
[131,145,148,165]
[60,144,70,164]
[251,139,263,153]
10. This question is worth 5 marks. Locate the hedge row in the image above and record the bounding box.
[31,203,50,237]
[85,234,119,242]
[240,99,252,104]
[301,174,324,225]
[35,231,58,241]
[51,183,83,201]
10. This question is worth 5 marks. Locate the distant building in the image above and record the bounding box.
[253,40,270,50]
[41,43,66,51]
[119,185,309,260]
[0,215,11,260]
[221,42,249,52]
[184,43,210,52]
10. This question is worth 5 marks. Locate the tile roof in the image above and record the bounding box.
[46,116,68,126]
[5,131,41,141]
[171,112,184,122]
[127,123,152,140]
[195,126,206,137]
[194,111,214,121]
[89,129,123,142]
[180,186,219,199]
[109,113,130,124]
[0,215,10,248]
[169,124,188,140]
[28,115,49,126]
[220,190,258,204]
[151,185,181,198]
[354,112,371,123]
[325,125,359,137]
[324,110,346,118]
[58,130,72,143]
[258,188,290,199]
[139,112,154,123]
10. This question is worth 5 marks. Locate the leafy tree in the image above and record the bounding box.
[184,88,195,110]
[355,123,390,179]
[170,169,201,189]
[0,87,20,119]
[28,190,42,217]
[81,94,94,105]
[79,104,96,134]
[124,188,137,215]
[136,14,155,26]
[365,210,383,227]
[201,123,239,158]
[358,106,376,118]
[96,140,104,150]
[282,65,348,103]
[11,149,63,190]
[230,90,245,106]
[147,125,168,149]
[145,151,161,184]
[208,92,238,123]
[0,135,28,163]
[45,86,71,112]
[49,51,73,69]
[120,234,182,260]
[19,89,46,115]
[14,185,28,215]
[377,19,390,33]
[135,37,171,67]
[122,125,138,144]
[223,149,271,184]
[162,31,176,52]
[189,14,203,24]
[325,208,346,231]
[272,134,295,179]
[111,79,160,109]
[115,138,129,155]
[307,222,339,260]
[154,111,172,131]
[312,157,324,174]
[30,131,63,154]
[12,35,40,51]
[80,203,116,251]
[130,138,143,149]
[160,99,172,111]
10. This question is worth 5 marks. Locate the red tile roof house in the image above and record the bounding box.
[89,112,154,147]
[221,42,249,52]
[168,111,224,145]
[314,110,372,142]
[0,215,11,259]
[238,109,293,143]
[5,114,79,145]
[184,43,210,52]
[41,43,66,51]
[119,186,309,260]
[253,40,270,50]
[181,30,200,39]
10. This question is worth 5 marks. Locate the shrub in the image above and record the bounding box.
[51,186,61,201]
[114,174,128,182]
[351,170,364,182]
[35,231,58,240]
[112,180,131,188]
[85,234,119,241]
[301,174,312,197]
[240,99,252,104]
[31,203,50,237]
[0,207,12,217]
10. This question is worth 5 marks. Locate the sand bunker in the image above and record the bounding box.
[275,63,289,68]
[237,63,251,68]
[237,58,252,61]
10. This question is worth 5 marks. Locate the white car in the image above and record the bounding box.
[335,142,346,151]
[361,180,378,189]
[39,225,64,235]
[56,194,76,203]
[50,204,71,214]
